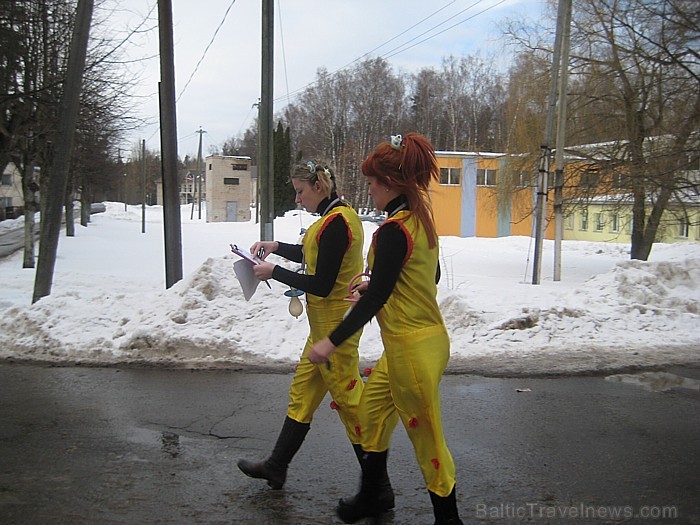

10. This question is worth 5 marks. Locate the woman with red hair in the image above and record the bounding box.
[309,133,463,525]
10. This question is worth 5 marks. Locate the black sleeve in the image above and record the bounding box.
[271,215,348,297]
[274,242,303,263]
[328,222,407,346]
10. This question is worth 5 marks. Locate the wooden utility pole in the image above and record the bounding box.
[197,128,205,219]
[258,0,274,241]
[32,0,94,303]
[141,139,146,234]
[532,0,570,285]
[553,0,572,281]
[191,127,206,220]
[158,0,183,288]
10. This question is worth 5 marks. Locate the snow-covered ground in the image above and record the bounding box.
[0,202,698,376]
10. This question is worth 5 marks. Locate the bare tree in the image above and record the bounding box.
[566,0,700,260]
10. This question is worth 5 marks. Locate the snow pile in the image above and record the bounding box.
[0,203,698,376]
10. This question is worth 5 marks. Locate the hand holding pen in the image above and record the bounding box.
[255,248,272,289]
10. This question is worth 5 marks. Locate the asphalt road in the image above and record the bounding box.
[0,363,698,525]
[0,224,35,258]
[0,203,105,258]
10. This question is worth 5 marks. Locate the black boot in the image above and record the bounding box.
[337,448,394,523]
[429,486,463,525]
[237,416,310,489]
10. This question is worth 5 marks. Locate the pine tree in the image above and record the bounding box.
[273,121,294,217]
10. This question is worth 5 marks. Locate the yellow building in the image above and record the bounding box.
[563,198,700,244]
[432,151,555,239]
[432,151,698,244]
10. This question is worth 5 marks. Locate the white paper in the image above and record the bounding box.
[233,259,262,301]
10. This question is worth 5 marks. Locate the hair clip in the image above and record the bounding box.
[306,161,317,174]
[324,166,335,180]
[390,134,403,150]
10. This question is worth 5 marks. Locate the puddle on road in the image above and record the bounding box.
[127,427,183,458]
[605,371,700,392]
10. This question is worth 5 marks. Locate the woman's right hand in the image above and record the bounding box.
[351,280,369,295]
[250,241,278,261]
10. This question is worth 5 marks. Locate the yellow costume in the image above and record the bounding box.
[361,209,455,497]
[287,203,365,444]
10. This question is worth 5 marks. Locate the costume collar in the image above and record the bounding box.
[384,195,408,218]
[316,193,341,215]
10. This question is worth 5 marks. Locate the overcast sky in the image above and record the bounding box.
[107,0,545,159]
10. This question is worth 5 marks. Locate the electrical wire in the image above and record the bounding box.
[277,0,291,107]
[272,0,502,106]
[176,0,238,103]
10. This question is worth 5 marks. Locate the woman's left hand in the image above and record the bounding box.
[308,337,336,365]
[252,260,275,281]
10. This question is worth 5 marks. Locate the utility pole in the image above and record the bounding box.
[553,0,572,281]
[158,0,183,288]
[532,0,570,285]
[258,0,274,241]
[189,128,206,221]
[141,139,146,234]
[32,0,93,303]
[196,127,206,220]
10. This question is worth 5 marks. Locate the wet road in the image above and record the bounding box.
[0,363,698,525]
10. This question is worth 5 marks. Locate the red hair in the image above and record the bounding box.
[361,132,439,248]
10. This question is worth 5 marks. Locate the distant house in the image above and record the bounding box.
[1,163,31,220]
[432,151,553,239]
[204,155,253,222]
[432,150,700,244]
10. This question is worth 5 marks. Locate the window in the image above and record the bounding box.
[595,213,605,231]
[0,197,12,207]
[476,169,497,186]
[580,210,588,231]
[678,218,689,238]
[611,172,626,190]
[439,167,461,185]
[611,214,620,233]
[517,172,532,187]
[208,163,212,170]
[1,174,11,185]
[565,214,574,230]
[579,166,599,188]
[224,177,240,185]
[231,163,248,171]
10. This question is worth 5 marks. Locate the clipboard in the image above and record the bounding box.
[230,244,272,299]
[230,244,259,265]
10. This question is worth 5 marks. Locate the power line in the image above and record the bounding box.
[381,0,507,60]
[271,0,503,106]
[176,0,238,102]
[277,0,291,106]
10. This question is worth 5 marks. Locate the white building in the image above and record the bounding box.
[204,155,253,222]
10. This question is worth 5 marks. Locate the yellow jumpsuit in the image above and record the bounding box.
[359,210,456,497]
[287,204,365,445]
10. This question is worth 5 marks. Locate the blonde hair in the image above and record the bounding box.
[290,160,336,199]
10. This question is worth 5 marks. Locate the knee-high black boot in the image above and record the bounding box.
[429,486,463,525]
[337,448,394,523]
[237,416,310,489]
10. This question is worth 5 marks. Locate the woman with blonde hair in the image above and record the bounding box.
[238,161,393,510]
[309,134,463,525]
